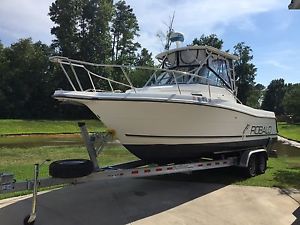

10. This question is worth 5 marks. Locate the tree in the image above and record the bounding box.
[283,83,300,122]
[111,0,140,64]
[130,48,155,87]
[0,39,94,119]
[233,42,257,104]
[49,0,80,57]
[0,41,4,59]
[0,39,55,118]
[49,0,114,102]
[192,34,223,49]
[246,83,265,109]
[78,0,113,63]
[0,41,8,117]
[261,79,286,115]
[49,0,113,63]
[135,48,154,67]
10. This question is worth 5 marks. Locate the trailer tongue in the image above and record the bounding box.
[0,122,271,225]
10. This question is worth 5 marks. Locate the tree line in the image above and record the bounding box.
[262,80,300,122]
[0,0,299,122]
[0,0,154,119]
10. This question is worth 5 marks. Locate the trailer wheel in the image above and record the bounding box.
[244,155,256,177]
[49,159,94,178]
[256,154,267,174]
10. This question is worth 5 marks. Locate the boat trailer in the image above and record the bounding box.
[0,123,271,225]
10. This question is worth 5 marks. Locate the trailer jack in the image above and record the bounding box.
[23,159,50,225]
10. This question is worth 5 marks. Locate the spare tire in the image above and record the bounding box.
[49,159,94,178]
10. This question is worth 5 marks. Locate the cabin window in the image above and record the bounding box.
[191,66,224,87]
[208,59,231,88]
[156,72,172,85]
[145,61,232,89]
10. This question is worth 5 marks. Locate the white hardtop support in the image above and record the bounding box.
[152,45,239,97]
[156,45,239,61]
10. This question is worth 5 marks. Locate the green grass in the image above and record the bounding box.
[0,145,137,199]
[277,122,300,142]
[0,145,137,181]
[0,120,105,135]
[158,157,300,190]
[235,157,300,189]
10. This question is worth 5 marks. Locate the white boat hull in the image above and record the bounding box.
[54,92,277,162]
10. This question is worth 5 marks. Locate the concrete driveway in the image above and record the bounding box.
[0,173,299,225]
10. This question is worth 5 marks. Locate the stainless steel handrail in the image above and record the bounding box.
[50,56,242,103]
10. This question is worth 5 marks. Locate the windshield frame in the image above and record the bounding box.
[144,65,233,90]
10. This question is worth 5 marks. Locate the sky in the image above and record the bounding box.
[0,0,299,86]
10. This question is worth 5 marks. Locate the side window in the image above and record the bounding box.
[195,66,222,87]
[157,72,172,85]
[209,59,231,88]
[207,69,218,86]
[220,60,230,85]
[176,74,191,84]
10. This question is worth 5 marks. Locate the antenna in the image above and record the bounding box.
[164,11,175,50]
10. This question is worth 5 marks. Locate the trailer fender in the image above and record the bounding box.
[238,149,268,168]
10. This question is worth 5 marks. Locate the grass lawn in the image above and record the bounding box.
[277,122,300,142]
[234,157,300,189]
[0,120,105,135]
[0,145,137,199]
[0,145,137,181]
[159,156,300,190]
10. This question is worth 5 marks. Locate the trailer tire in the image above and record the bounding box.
[244,155,256,177]
[256,153,267,174]
[49,159,94,178]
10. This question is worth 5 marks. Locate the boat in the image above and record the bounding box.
[50,41,277,163]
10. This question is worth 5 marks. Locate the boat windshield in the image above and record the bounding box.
[145,64,231,89]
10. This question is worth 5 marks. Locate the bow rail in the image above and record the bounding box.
[49,56,240,102]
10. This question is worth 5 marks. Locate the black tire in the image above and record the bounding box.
[49,159,94,178]
[244,155,257,178]
[256,154,267,174]
[23,215,35,225]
